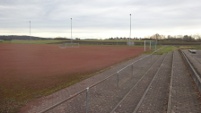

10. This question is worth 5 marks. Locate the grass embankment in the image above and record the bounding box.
[179,45,201,50]
[81,39,144,42]
[0,40,66,44]
[153,46,177,55]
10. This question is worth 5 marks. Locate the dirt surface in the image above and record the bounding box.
[183,50,201,76]
[20,53,148,113]
[47,54,159,113]
[29,51,201,113]
[168,51,201,113]
[2,44,201,113]
[0,44,144,113]
[111,54,165,113]
[135,52,172,113]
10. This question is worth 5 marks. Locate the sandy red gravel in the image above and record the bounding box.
[0,44,144,103]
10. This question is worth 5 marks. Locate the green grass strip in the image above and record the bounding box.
[153,46,177,55]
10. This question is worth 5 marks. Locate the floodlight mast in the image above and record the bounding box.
[71,18,72,44]
[29,21,31,36]
[29,21,31,40]
[130,14,131,39]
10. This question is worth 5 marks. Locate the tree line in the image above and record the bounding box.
[108,34,201,42]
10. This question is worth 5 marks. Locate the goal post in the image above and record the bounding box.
[144,40,157,51]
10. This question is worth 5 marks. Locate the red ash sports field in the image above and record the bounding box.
[0,44,144,112]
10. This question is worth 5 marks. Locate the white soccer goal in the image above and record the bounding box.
[144,40,157,51]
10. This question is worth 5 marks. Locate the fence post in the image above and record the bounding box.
[132,64,134,76]
[150,40,152,50]
[144,40,146,51]
[155,40,157,51]
[117,72,120,88]
[86,87,89,113]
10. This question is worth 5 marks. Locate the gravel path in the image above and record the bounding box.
[168,51,201,113]
[110,53,166,113]
[183,50,201,77]
[134,52,172,113]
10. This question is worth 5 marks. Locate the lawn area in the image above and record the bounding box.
[179,45,201,50]
[153,46,177,55]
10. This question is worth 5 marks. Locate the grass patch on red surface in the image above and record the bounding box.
[0,44,144,113]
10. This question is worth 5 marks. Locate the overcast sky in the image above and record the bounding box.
[0,0,201,39]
